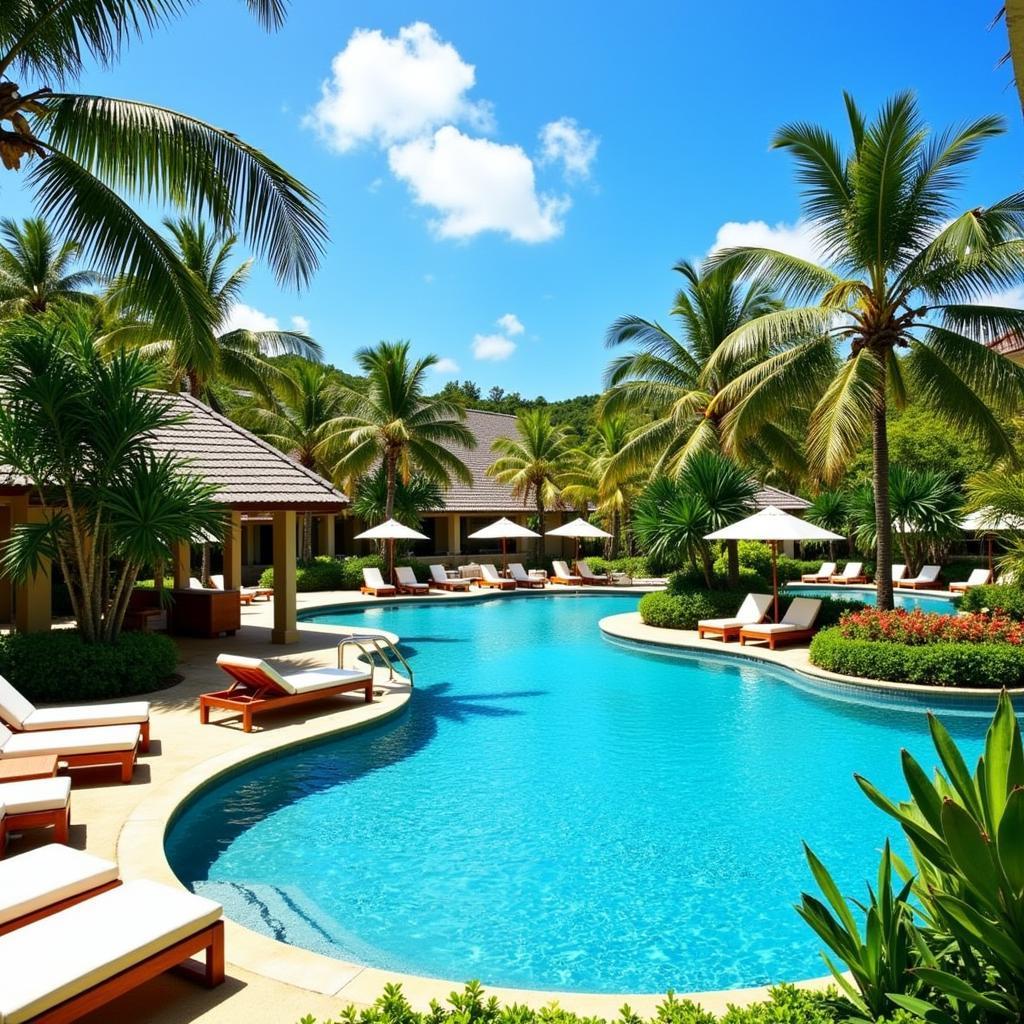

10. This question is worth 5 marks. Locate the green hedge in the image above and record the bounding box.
[712,541,824,583]
[0,630,178,702]
[808,627,1024,687]
[586,555,654,578]
[258,555,387,592]
[297,981,844,1024]
[958,583,1024,620]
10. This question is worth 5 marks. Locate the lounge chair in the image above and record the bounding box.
[394,566,428,594]
[697,594,775,642]
[0,845,120,935]
[203,654,374,733]
[551,560,582,586]
[949,568,992,593]
[0,879,224,1021]
[509,563,545,589]
[800,562,836,583]
[891,564,907,583]
[428,565,472,591]
[210,574,272,604]
[830,562,868,584]
[739,598,822,650]
[576,559,609,585]
[0,675,151,752]
[0,777,72,855]
[894,565,942,590]
[360,567,397,597]
[0,722,140,784]
[479,564,516,590]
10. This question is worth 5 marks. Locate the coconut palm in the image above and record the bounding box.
[104,219,321,404]
[600,259,805,485]
[488,408,575,561]
[703,92,1024,609]
[0,1,325,347]
[350,468,444,530]
[806,489,850,560]
[329,341,474,570]
[0,216,100,316]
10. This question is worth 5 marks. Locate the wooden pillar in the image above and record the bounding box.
[272,509,297,644]
[171,541,191,590]
[223,511,243,590]
[0,505,12,622]
[450,514,461,554]
[317,514,336,558]
[14,503,51,634]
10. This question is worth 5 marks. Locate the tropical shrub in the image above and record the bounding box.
[297,981,840,1024]
[586,555,653,579]
[809,629,1024,687]
[836,608,1024,645]
[959,583,1024,621]
[258,555,386,592]
[0,630,177,701]
[712,541,822,584]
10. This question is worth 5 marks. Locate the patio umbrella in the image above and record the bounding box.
[355,518,429,582]
[706,507,843,621]
[467,517,540,575]
[962,509,1024,575]
[546,516,613,566]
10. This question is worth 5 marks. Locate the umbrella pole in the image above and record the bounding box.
[988,534,994,577]
[772,540,779,623]
[503,538,507,577]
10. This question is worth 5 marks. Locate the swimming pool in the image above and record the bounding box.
[786,583,957,615]
[166,593,992,994]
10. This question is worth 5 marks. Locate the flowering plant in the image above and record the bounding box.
[837,608,1024,646]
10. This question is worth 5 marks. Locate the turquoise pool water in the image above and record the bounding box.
[166,594,993,994]
[786,584,957,615]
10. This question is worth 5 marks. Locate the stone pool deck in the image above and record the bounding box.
[6,586,875,1024]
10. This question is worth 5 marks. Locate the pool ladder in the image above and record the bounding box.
[337,634,414,687]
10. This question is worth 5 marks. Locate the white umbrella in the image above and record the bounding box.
[468,517,540,574]
[355,518,429,581]
[706,507,843,621]
[546,516,613,566]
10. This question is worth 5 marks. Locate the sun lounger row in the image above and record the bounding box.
[697,594,822,649]
[800,561,997,593]
[0,845,224,1021]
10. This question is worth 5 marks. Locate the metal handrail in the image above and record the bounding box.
[337,633,414,687]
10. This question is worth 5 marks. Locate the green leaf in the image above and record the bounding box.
[996,785,1024,894]
[928,712,983,819]
[940,798,1001,908]
[901,749,945,835]
[911,968,1015,1015]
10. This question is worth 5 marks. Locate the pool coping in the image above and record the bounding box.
[119,590,847,1015]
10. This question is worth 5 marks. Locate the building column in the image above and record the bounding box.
[14,503,51,634]
[272,509,297,644]
[317,514,336,558]
[450,514,461,555]
[171,541,191,589]
[0,505,12,622]
[223,511,243,590]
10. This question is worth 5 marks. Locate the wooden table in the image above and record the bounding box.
[0,754,59,782]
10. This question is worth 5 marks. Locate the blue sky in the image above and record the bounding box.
[4,1,1021,398]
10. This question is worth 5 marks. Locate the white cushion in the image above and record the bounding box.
[780,598,821,628]
[0,676,35,729]
[0,879,222,1023]
[281,668,372,695]
[0,845,118,927]
[743,623,802,635]
[0,723,139,757]
[21,701,149,732]
[0,777,71,814]
[698,617,747,629]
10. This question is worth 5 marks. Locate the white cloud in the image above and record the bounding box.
[423,272,435,284]
[539,117,598,181]
[707,218,822,262]
[222,303,280,333]
[307,22,493,151]
[975,284,1024,309]
[432,356,460,374]
[472,333,517,361]
[291,315,310,333]
[388,126,570,242]
[496,312,524,336]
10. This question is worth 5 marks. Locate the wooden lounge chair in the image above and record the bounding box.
[479,564,516,590]
[800,562,836,583]
[894,565,942,590]
[202,654,374,733]
[509,563,545,589]
[576,559,609,585]
[739,598,822,650]
[394,566,428,595]
[211,574,273,604]
[428,565,472,591]
[0,845,120,936]
[697,593,774,642]
[0,675,151,753]
[830,562,869,584]
[0,777,72,856]
[0,879,224,1022]
[0,722,140,784]
[949,568,991,594]
[891,564,907,584]
[551,560,582,586]
[360,567,397,597]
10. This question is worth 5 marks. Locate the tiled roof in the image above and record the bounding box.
[753,485,810,511]
[988,331,1024,357]
[147,392,348,509]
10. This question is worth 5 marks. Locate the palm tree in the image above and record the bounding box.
[105,219,321,404]
[488,408,575,561]
[703,92,1024,609]
[329,342,475,571]
[806,489,849,560]
[0,1,325,347]
[600,259,804,484]
[0,216,100,316]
